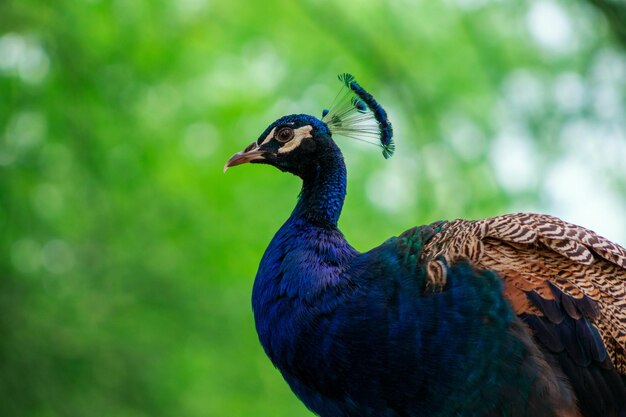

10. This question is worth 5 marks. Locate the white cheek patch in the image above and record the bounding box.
[260,127,276,146]
[278,125,313,154]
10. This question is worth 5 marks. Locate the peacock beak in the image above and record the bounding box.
[223,141,266,172]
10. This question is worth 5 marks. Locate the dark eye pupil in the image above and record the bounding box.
[277,127,293,142]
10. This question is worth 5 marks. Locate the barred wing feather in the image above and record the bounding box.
[422,212,626,374]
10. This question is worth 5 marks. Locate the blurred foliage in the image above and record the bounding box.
[590,0,626,47]
[1,0,625,416]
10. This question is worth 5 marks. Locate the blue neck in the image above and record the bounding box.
[253,148,354,368]
[291,149,347,227]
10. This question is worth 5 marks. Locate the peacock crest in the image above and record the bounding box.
[322,73,395,159]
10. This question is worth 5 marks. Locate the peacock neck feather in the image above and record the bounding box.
[290,146,347,227]
[253,145,357,365]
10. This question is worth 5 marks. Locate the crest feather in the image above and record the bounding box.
[322,73,395,159]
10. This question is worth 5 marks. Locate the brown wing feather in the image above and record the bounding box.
[421,212,626,373]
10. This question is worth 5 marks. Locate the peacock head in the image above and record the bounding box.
[223,113,338,177]
[224,73,394,177]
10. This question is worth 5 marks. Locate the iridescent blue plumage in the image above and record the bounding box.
[224,76,626,417]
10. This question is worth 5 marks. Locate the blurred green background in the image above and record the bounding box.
[1,1,625,416]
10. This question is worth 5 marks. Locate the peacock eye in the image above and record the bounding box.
[275,127,294,143]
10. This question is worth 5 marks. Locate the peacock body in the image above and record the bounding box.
[225,75,626,417]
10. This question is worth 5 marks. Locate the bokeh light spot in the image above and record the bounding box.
[41,240,75,274]
[527,1,575,53]
[490,127,538,192]
[0,32,49,83]
[366,164,416,213]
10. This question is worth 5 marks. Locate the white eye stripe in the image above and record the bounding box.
[260,127,276,146]
[278,126,313,154]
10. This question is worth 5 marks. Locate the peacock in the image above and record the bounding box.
[224,74,626,417]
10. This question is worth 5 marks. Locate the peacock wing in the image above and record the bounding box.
[421,212,626,376]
